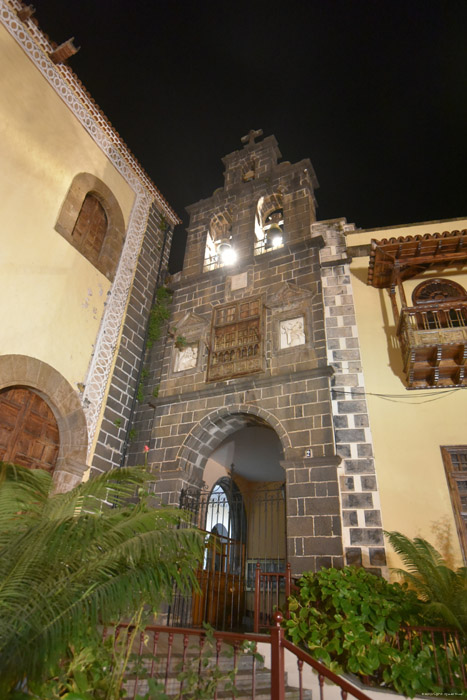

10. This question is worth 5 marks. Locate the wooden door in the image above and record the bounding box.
[0,387,59,473]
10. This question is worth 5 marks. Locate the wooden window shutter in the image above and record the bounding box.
[441,446,467,562]
[72,193,108,266]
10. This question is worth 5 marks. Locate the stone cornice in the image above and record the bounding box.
[153,365,334,406]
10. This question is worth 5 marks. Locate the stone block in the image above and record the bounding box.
[361,475,377,490]
[335,429,365,443]
[364,510,382,526]
[345,547,362,566]
[342,493,373,509]
[303,536,343,556]
[337,400,367,414]
[344,459,375,474]
[349,528,384,545]
[369,548,387,566]
[305,496,340,515]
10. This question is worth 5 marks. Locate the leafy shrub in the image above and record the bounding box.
[285,566,465,697]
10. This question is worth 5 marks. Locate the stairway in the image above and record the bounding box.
[123,637,312,699]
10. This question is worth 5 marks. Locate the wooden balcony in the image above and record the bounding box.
[397,301,467,388]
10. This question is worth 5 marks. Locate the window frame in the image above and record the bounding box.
[55,173,125,281]
[441,446,467,562]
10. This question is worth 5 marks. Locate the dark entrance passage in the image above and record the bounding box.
[169,479,286,630]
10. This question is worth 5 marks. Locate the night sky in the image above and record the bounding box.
[33,0,467,272]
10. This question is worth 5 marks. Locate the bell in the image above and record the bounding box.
[265,223,283,249]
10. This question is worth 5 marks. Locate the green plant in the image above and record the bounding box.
[128,427,138,442]
[159,213,167,232]
[0,462,204,694]
[386,530,467,637]
[174,335,188,350]
[147,287,172,349]
[152,385,159,398]
[136,381,144,403]
[285,566,465,697]
[114,418,122,428]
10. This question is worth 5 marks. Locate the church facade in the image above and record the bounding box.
[0,0,178,491]
[129,132,388,584]
[128,131,467,604]
[1,1,466,625]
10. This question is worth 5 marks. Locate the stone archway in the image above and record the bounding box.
[0,355,88,492]
[177,404,291,487]
[170,405,290,630]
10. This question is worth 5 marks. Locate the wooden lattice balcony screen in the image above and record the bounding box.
[397,300,467,388]
[207,298,263,381]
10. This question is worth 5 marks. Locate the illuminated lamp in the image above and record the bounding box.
[265,223,283,249]
[216,238,237,265]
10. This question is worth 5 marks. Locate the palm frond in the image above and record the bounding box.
[0,463,204,692]
[385,530,467,636]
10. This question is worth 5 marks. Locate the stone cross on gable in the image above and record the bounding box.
[240,129,263,146]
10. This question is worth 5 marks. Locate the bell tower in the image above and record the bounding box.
[131,132,386,579]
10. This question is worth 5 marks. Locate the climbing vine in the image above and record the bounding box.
[147,286,173,349]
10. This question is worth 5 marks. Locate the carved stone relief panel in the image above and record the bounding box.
[174,344,199,372]
[168,312,209,377]
[280,317,306,349]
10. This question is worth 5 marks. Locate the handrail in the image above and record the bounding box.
[273,612,373,700]
[114,614,374,700]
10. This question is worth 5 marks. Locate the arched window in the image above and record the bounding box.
[71,193,108,267]
[205,478,246,573]
[203,211,235,271]
[255,193,284,255]
[55,173,125,280]
[412,279,467,329]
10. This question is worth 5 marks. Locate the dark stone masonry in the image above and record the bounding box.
[127,134,387,576]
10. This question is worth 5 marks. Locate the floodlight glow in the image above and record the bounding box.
[219,245,237,265]
[271,233,283,248]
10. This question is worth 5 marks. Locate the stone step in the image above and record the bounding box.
[125,666,313,699]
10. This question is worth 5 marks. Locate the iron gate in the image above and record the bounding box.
[168,480,286,630]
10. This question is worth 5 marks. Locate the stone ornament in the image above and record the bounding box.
[174,344,198,372]
[280,317,305,348]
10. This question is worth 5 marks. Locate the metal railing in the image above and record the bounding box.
[390,625,467,690]
[115,613,373,700]
[398,300,467,340]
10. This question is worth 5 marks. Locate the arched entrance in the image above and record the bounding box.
[0,355,89,492]
[172,408,288,630]
[0,387,59,472]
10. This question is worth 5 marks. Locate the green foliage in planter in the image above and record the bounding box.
[147,287,172,349]
[285,566,465,697]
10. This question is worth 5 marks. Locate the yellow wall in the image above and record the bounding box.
[0,26,135,390]
[348,218,467,569]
